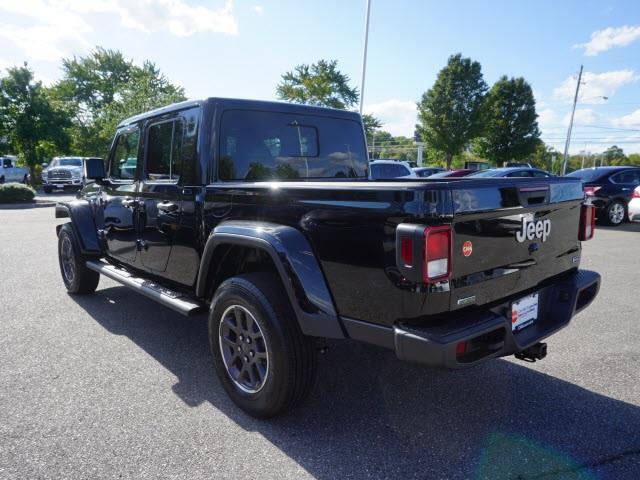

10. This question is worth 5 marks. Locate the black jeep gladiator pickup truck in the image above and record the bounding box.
[55,98,601,418]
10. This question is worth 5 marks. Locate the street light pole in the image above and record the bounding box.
[359,0,372,115]
[561,65,583,176]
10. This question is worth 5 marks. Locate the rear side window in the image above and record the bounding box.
[610,170,640,185]
[2,158,12,168]
[218,110,367,181]
[566,169,605,182]
[109,129,140,180]
[506,170,532,178]
[146,120,184,182]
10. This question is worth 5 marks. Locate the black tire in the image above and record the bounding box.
[603,200,626,226]
[0,176,4,184]
[43,186,52,193]
[209,272,317,418]
[22,174,28,184]
[57,223,100,294]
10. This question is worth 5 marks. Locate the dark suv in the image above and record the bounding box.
[567,166,640,226]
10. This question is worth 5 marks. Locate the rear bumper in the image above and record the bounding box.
[343,269,600,369]
[629,199,640,222]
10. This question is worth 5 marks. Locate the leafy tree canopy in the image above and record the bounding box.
[416,53,487,169]
[475,76,540,164]
[0,63,70,177]
[276,59,359,109]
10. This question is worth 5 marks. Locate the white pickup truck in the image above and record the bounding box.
[0,156,29,184]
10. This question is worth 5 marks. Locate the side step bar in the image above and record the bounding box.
[86,260,207,317]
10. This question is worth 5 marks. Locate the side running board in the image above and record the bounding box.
[86,260,207,317]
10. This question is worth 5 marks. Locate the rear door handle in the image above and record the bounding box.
[158,201,179,212]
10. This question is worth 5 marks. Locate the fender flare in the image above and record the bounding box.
[196,220,344,339]
[55,200,101,255]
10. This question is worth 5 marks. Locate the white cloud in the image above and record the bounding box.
[612,109,640,128]
[364,99,416,137]
[252,5,264,15]
[553,69,638,104]
[0,0,238,62]
[575,25,640,56]
[537,108,558,129]
[563,108,597,126]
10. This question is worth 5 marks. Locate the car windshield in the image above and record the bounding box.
[51,158,82,167]
[370,163,410,179]
[566,169,606,182]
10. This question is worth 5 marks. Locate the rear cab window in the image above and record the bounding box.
[218,110,368,181]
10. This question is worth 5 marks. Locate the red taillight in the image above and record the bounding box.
[579,204,596,241]
[584,186,601,197]
[400,236,413,267]
[423,226,452,283]
[632,188,640,199]
[455,341,467,356]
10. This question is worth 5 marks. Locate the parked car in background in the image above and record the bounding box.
[42,157,100,193]
[413,166,446,177]
[628,186,640,222]
[566,166,640,226]
[0,156,29,184]
[504,162,533,168]
[427,169,476,178]
[369,160,417,179]
[467,167,553,178]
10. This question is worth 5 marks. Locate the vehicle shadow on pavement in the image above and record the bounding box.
[71,286,640,480]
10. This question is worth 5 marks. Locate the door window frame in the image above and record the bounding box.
[107,125,141,184]
[142,116,185,185]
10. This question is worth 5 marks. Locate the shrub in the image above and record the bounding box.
[0,183,36,203]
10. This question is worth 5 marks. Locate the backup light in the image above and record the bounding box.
[423,226,452,283]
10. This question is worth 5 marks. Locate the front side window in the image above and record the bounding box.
[110,129,140,180]
[218,110,367,181]
[146,120,184,182]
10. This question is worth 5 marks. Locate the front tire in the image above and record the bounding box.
[604,200,626,226]
[209,273,317,418]
[43,185,52,193]
[58,223,100,294]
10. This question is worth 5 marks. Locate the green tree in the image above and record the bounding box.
[416,54,487,169]
[475,76,540,164]
[602,145,627,166]
[0,64,70,180]
[55,47,185,156]
[276,59,359,109]
[529,141,560,173]
[362,113,382,145]
[627,153,640,166]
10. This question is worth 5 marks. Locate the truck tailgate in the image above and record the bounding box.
[447,178,584,310]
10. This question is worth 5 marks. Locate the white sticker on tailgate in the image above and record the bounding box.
[511,293,538,332]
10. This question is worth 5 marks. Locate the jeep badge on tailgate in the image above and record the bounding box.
[516,217,551,243]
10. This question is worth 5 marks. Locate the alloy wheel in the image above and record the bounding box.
[609,203,625,224]
[218,305,269,394]
[60,235,76,284]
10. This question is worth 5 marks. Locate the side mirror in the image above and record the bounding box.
[85,158,106,183]
[42,163,48,168]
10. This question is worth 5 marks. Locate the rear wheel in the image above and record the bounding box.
[58,223,100,294]
[604,200,626,226]
[209,272,317,418]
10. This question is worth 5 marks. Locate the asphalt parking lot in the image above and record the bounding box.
[1,207,639,480]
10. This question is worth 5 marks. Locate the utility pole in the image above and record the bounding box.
[359,0,372,115]
[561,65,583,175]
[416,142,424,166]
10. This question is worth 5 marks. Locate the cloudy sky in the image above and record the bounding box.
[1,0,640,154]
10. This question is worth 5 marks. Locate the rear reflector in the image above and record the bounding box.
[423,226,452,283]
[579,204,596,241]
[400,236,413,267]
[584,186,601,197]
